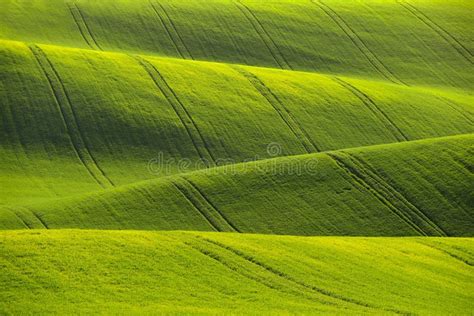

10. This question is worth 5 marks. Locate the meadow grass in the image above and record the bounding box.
[0,230,472,315]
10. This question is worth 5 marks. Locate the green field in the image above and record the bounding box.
[0,0,473,314]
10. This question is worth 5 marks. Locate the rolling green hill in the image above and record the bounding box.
[1,0,473,313]
[1,39,472,205]
[1,230,472,314]
[1,135,472,236]
[1,0,472,90]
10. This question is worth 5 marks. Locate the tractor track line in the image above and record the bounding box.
[235,1,292,70]
[31,211,49,229]
[29,45,114,189]
[6,208,32,229]
[313,0,405,85]
[133,55,216,166]
[184,242,289,293]
[67,2,102,50]
[185,240,338,308]
[185,178,240,232]
[328,153,428,236]
[171,182,219,232]
[436,96,473,125]
[232,66,319,153]
[417,241,473,267]
[397,0,472,64]
[347,153,447,236]
[201,238,407,314]
[333,77,408,142]
[173,177,236,232]
[150,0,193,59]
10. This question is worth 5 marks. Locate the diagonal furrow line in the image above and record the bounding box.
[328,152,428,236]
[67,2,102,50]
[29,45,114,189]
[172,177,236,232]
[417,241,473,267]
[397,0,472,64]
[184,240,341,309]
[232,66,319,153]
[5,207,32,229]
[150,0,193,59]
[201,238,407,314]
[333,77,408,142]
[185,178,240,232]
[171,182,218,232]
[346,153,447,236]
[235,1,292,70]
[436,96,473,125]
[31,211,49,229]
[313,0,405,85]
[133,55,216,166]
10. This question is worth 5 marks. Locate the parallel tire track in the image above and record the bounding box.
[397,0,472,64]
[29,45,114,189]
[347,153,447,236]
[232,66,320,153]
[313,0,405,85]
[150,0,193,59]
[333,77,408,142]
[436,96,473,125]
[235,1,292,70]
[329,152,446,236]
[417,241,473,267]
[200,238,407,314]
[133,55,216,166]
[67,2,102,50]
[172,177,236,232]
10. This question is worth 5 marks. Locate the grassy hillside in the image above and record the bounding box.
[2,135,472,236]
[1,0,472,90]
[1,230,472,314]
[1,39,472,205]
[1,0,473,313]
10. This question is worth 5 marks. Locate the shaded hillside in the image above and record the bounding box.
[2,135,472,236]
[1,0,472,90]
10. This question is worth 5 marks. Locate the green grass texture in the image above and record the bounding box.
[1,0,472,90]
[1,230,472,315]
[1,134,472,236]
[1,0,473,313]
[1,39,472,205]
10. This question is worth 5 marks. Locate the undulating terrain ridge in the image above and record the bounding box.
[0,0,473,314]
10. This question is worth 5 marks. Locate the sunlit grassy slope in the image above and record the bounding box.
[2,135,472,236]
[1,0,473,313]
[1,0,472,90]
[1,230,472,315]
[1,39,472,206]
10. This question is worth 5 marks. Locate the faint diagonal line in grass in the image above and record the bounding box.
[232,65,319,153]
[328,152,427,236]
[133,55,216,166]
[435,96,473,125]
[201,237,407,314]
[5,207,32,229]
[184,178,240,232]
[173,177,237,232]
[346,153,447,236]
[150,0,193,59]
[171,182,219,232]
[417,241,473,267]
[313,0,405,85]
[397,0,472,64]
[29,45,114,189]
[332,77,408,142]
[67,2,102,50]
[235,1,292,70]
